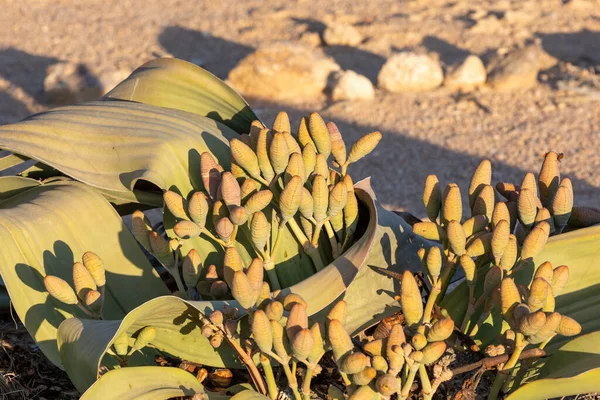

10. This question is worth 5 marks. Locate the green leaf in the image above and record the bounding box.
[507,331,600,399]
[0,101,237,198]
[0,181,169,368]
[80,366,206,400]
[0,176,40,202]
[103,58,260,133]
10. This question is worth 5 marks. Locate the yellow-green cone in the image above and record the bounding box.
[518,188,537,228]
[528,312,561,344]
[250,211,269,251]
[272,111,291,133]
[427,318,455,342]
[215,217,234,241]
[182,249,202,288]
[131,210,153,251]
[552,178,573,228]
[223,246,244,287]
[256,128,275,182]
[376,375,398,396]
[556,315,581,337]
[265,300,284,321]
[149,231,173,267]
[492,202,510,230]
[521,221,550,259]
[298,117,314,148]
[308,112,331,158]
[200,152,223,201]
[527,277,549,312]
[499,234,518,271]
[328,319,354,361]
[341,352,368,374]
[539,151,561,207]
[442,183,463,225]
[269,132,289,175]
[426,246,443,282]
[44,275,78,305]
[413,222,446,242]
[72,261,97,300]
[460,254,476,283]
[173,220,202,239]
[252,309,273,354]
[164,190,189,220]
[491,219,510,265]
[411,332,427,350]
[82,251,106,287]
[133,326,156,352]
[245,190,273,215]
[519,311,546,336]
[551,265,569,296]
[85,290,102,312]
[328,182,348,218]
[423,174,442,222]
[231,271,257,309]
[422,342,447,365]
[312,174,329,222]
[285,152,306,184]
[500,278,520,319]
[113,332,129,356]
[468,159,492,209]
[466,232,492,257]
[279,176,303,222]
[188,191,209,228]
[230,139,261,180]
[302,143,317,178]
[462,215,488,238]
[401,271,423,326]
[327,121,347,166]
[347,131,382,164]
[447,220,466,256]
[220,172,241,208]
[472,184,495,220]
[292,328,315,360]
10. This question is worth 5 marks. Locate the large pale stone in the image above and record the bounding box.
[444,55,487,91]
[331,70,375,101]
[228,43,340,101]
[378,52,443,92]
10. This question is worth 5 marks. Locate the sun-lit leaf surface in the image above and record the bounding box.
[0,101,237,196]
[103,58,260,133]
[0,176,40,202]
[0,181,169,368]
[80,366,206,400]
[507,331,600,399]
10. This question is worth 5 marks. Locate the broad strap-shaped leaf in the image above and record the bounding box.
[0,181,169,368]
[57,180,431,391]
[0,101,237,197]
[441,224,600,352]
[103,58,260,133]
[0,176,40,202]
[80,366,207,400]
[507,331,600,399]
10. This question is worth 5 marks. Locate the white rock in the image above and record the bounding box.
[323,23,363,47]
[331,70,375,101]
[228,43,340,101]
[444,55,487,91]
[378,52,444,92]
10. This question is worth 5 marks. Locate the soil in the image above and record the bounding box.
[1,0,600,399]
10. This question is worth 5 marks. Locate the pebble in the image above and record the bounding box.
[299,31,322,48]
[444,55,487,91]
[227,43,340,101]
[377,52,444,92]
[322,23,363,47]
[487,45,543,91]
[331,70,375,101]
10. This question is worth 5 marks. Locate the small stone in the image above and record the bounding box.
[43,63,103,105]
[444,55,487,91]
[487,45,543,91]
[322,23,363,47]
[378,52,443,92]
[470,15,504,34]
[331,70,375,101]
[228,43,340,101]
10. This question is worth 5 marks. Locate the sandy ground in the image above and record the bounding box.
[1,0,600,216]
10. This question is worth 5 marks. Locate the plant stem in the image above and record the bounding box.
[423,283,441,324]
[324,220,340,258]
[260,354,279,400]
[459,284,476,332]
[281,362,302,400]
[399,365,419,400]
[437,256,457,302]
[270,222,285,258]
[292,359,297,376]
[263,260,281,291]
[201,228,228,247]
[339,371,352,386]
[76,302,97,319]
[420,364,434,400]
[302,367,315,400]
[220,329,267,396]
[488,333,526,400]
[288,218,326,271]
